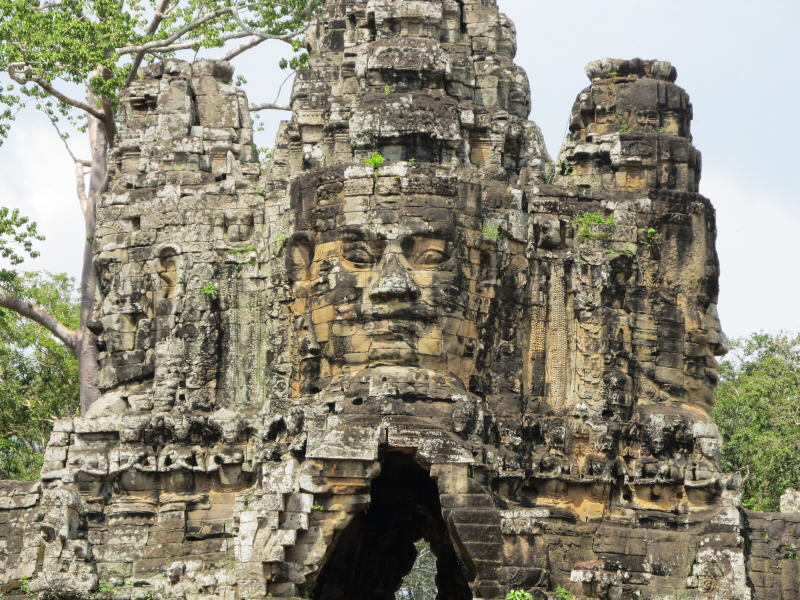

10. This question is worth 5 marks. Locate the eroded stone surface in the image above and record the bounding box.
[0,1,793,599]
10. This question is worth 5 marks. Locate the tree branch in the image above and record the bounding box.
[123,0,172,88]
[44,111,88,165]
[230,3,279,39]
[118,6,254,55]
[0,292,77,351]
[34,1,65,10]
[100,94,117,148]
[44,113,90,214]
[74,161,89,216]
[7,69,106,121]
[231,0,315,40]
[248,71,295,113]
[118,3,301,56]
[139,30,253,56]
[249,102,291,112]
[219,35,267,61]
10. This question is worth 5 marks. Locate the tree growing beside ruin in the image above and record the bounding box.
[395,541,437,600]
[713,331,800,511]
[0,271,79,479]
[0,0,321,412]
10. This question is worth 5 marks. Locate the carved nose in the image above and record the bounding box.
[368,253,420,303]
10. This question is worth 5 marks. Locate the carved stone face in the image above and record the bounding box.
[287,173,497,395]
[684,302,728,409]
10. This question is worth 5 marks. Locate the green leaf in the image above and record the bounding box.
[0,207,44,285]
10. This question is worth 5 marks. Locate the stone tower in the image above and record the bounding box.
[1,1,796,599]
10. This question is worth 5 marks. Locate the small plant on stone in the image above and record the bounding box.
[228,246,258,269]
[201,283,219,300]
[407,157,417,166]
[363,152,386,174]
[480,224,501,241]
[646,227,657,241]
[311,504,325,511]
[20,579,35,600]
[616,113,631,133]
[228,245,257,257]
[605,248,633,258]
[505,590,534,600]
[96,581,115,594]
[573,212,616,241]
[253,184,265,196]
[554,586,574,600]
[383,84,392,94]
[258,146,274,162]
[608,71,619,77]
[557,160,574,176]
[242,489,257,509]
[655,126,666,134]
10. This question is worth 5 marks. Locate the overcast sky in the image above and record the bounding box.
[0,0,798,339]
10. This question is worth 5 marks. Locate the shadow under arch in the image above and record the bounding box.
[311,449,474,600]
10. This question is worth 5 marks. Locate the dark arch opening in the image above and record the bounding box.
[311,450,473,600]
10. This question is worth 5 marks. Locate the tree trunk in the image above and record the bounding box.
[76,108,106,414]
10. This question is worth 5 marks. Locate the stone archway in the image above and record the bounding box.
[311,450,473,600]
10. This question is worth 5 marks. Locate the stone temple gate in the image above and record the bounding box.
[1,0,798,599]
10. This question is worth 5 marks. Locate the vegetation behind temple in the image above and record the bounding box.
[712,331,800,511]
[1,277,799,514]
[0,272,79,479]
[395,541,437,600]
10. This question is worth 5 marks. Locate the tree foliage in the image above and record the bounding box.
[712,332,800,511]
[0,0,321,142]
[0,272,79,480]
[396,541,437,600]
[0,207,43,284]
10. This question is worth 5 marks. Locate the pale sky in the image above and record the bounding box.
[0,0,798,340]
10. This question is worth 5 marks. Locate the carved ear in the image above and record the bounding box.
[286,232,316,284]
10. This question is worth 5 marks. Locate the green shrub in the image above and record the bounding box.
[363,152,386,171]
[557,160,574,176]
[555,586,574,600]
[480,224,501,241]
[713,332,800,511]
[201,283,219,300]
[573,212,616,240]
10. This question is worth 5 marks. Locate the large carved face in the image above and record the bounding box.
[287,171,497,395]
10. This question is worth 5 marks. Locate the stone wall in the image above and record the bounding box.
[0,481,42,597]
[744,510,800,600]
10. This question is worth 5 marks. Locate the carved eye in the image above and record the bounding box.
[343,246,375,266]
[415,249,448,267]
